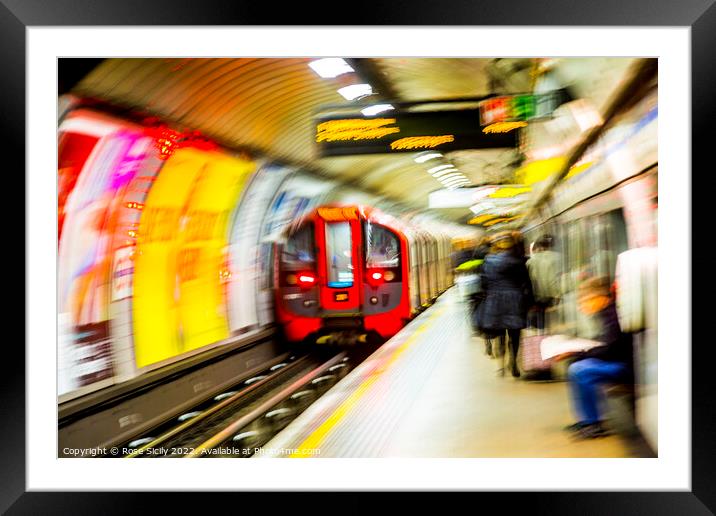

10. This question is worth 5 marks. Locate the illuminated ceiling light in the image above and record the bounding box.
[472,186,500,201]
[443,177,468,185]
[361,104,394,116]
[443,181,467,189]
[432,169,460,179]
[428,164,455,175]
[440,171,464,178]
[445,181,469,189]
[414,152,443,164]
[308,58,354,78]
[439,173,464,182]
[441,172,465,179]
[337,84,374,101]
[471,201,496,214]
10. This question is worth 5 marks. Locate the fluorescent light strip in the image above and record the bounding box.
[361,104,394,116]
[432,168,458,178]
[442,180,467,187]
[337,84,373,101]
[444,177,468,184]
[414,152,443,164]
[443,177,469,185]
[428,164,454,175]
[308,58,354,79]
[439,173,464,182]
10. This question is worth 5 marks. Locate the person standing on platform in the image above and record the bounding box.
[477,231,533,377]
[526,235,561,332]
[469,236,492,355]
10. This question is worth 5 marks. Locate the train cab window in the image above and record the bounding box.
[281,224,315,267]
[325,221,354,288]
[365,223,400,268]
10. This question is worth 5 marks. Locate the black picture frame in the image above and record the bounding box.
[6,0,712,512]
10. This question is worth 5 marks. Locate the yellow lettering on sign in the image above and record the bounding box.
[316,118,400,142]
[482,121,528,134]
[390,135,454,150]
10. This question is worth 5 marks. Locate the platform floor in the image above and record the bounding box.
[259,288,640,458]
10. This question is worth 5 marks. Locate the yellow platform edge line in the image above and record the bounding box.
[289,307,445,457]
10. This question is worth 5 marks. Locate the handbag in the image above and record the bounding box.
[519,334,554,377]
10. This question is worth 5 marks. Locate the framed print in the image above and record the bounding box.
[6,0,713,512]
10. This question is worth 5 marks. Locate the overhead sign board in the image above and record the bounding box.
[315,90,571,158]
[315,109,518,157]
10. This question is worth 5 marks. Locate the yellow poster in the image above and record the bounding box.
[177,153,253,351]
[133,148,253,368]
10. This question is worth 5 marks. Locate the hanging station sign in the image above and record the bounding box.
[314,90,571,158]
[315,109,518,157]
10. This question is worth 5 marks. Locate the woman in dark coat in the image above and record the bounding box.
[468,237,492,354]
[477,231,533,377]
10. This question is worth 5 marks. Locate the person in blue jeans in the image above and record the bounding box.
[559,277,633,439]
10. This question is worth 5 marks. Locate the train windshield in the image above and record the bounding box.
[365,222,400,268]
[325,221,354,288]
[282,224,315,267]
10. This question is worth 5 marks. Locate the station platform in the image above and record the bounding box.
[258,288,639,458]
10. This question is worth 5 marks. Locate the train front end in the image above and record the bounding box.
[275,206,410,345]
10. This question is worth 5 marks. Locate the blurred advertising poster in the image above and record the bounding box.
[57,129,151,395]
[132,148,254,368]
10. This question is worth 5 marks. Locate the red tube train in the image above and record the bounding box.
[274,205,453,345]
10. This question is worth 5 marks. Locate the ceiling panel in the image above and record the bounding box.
[72,57,636,224]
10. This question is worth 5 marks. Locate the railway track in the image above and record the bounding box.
[122,348,369,458]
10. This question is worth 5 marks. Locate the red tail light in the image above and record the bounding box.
[297,272,317,288]
[367,270,384,287]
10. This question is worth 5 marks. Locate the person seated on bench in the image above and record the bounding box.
[555,276,634,439]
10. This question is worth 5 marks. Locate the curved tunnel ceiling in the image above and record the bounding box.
[73,57,635,224]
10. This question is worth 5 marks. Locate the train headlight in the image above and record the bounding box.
[370,296,379,305]
[286,274,297,285]
[383,270,395,282]
[367,269,384,287]
[297,272,317,288]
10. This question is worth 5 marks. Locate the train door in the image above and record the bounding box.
[316,213,362,315]
[363,221,403,314]
[277,222,321,322]
[428,237,438,300]
[434,236,444,293]
[417,233,430,306]
[406,233,421,313]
